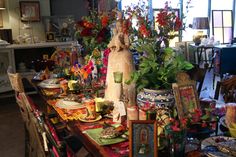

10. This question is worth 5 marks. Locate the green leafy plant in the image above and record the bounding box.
[128,43,193,91]
[125,1,193,91]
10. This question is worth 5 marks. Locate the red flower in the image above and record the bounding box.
[83,20,95,28]
[77,20,84,27]
[99,75,106,82]
[103,48,111,57]
[156,11,168,26]
[191,108,202,123]
[169,118,175,123]
[211,123,217,129]
[96,28,109,43]
[80,28,92,37]
[174,17,182,31]
[201,122,207,128]
[100,67,107,74]
[101,15,109,27]
[139,24,150,37]
[102,58,108,66]
[181,118,188,128]
[171,121,181,132]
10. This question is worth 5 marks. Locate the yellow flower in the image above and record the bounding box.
[92,48,101,58]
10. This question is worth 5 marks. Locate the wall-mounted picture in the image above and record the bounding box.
[20,1,40,22]
[172,72,200,119]
[43,15,75,42]
[129,120,157,157]
[46,32,55,42]
[175,42,188,61]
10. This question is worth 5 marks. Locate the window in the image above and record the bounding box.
[212,10,233,44]
[152,0,180,46]
[211,0,234,44]
[121,0,146,10]
[153,9,180,47]
[152,0,180,8]
[121,0,235,43]
[211,0,233,10]
[182,0,208,41]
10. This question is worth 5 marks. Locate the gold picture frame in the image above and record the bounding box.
[129,120,158,157]
[172,72,200,119]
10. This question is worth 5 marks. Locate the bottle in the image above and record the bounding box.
[70,45,78,66]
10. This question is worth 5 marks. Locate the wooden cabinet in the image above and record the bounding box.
[0,41,73,93]
[214,45,236,77]
[0,48,14,93]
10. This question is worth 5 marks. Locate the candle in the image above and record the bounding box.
[139,109,146,120]
[113,71,123,83]
[127,106,138,127]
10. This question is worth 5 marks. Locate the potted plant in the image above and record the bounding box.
[125,1,193,107]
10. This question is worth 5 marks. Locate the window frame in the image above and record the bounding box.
[212,10,233,44]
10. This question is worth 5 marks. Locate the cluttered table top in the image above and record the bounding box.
[30,75,236,157]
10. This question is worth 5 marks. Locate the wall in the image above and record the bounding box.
[3,0,50,42]
[50,0,89,21]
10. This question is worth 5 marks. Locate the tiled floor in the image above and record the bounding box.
[0,97,25,157]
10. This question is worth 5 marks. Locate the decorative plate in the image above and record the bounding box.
[201,136,235,149]
[38,79,60,88]
[78,114,102,123]
[56,99,84,109]
[51,49,71,67]
[84,125,128,145]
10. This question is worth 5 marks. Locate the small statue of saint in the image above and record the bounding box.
[104,11,136,107]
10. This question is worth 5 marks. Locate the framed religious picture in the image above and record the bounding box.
[46,32,55,42]
[172,72,200,119]
[129,120,158,157]
[20,1,40,22]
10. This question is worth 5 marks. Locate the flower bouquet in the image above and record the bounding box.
[74,10,116,56]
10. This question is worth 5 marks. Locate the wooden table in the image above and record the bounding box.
[34,84,128,157]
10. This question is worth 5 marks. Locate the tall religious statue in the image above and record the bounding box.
[105,12,136,107]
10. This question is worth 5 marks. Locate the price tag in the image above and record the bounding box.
[113,101,126,123]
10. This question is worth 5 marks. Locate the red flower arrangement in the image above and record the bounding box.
[71,60,94,80]
[74,10,116,55]
[155,2,183,47]
[165,105,219,138]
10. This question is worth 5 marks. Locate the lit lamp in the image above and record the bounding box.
[192,17,209,45]
[0,0,5,28]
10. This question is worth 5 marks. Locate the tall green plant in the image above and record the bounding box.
[125,1,193,91]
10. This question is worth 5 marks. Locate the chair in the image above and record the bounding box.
[214,76,236,102]
[7,69,46,157]
[21,92,71,157]
[20,92,47,157]
[7,69,31,156]
[186,64,207,96]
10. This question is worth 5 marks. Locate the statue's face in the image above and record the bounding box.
[116,21,123,32]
